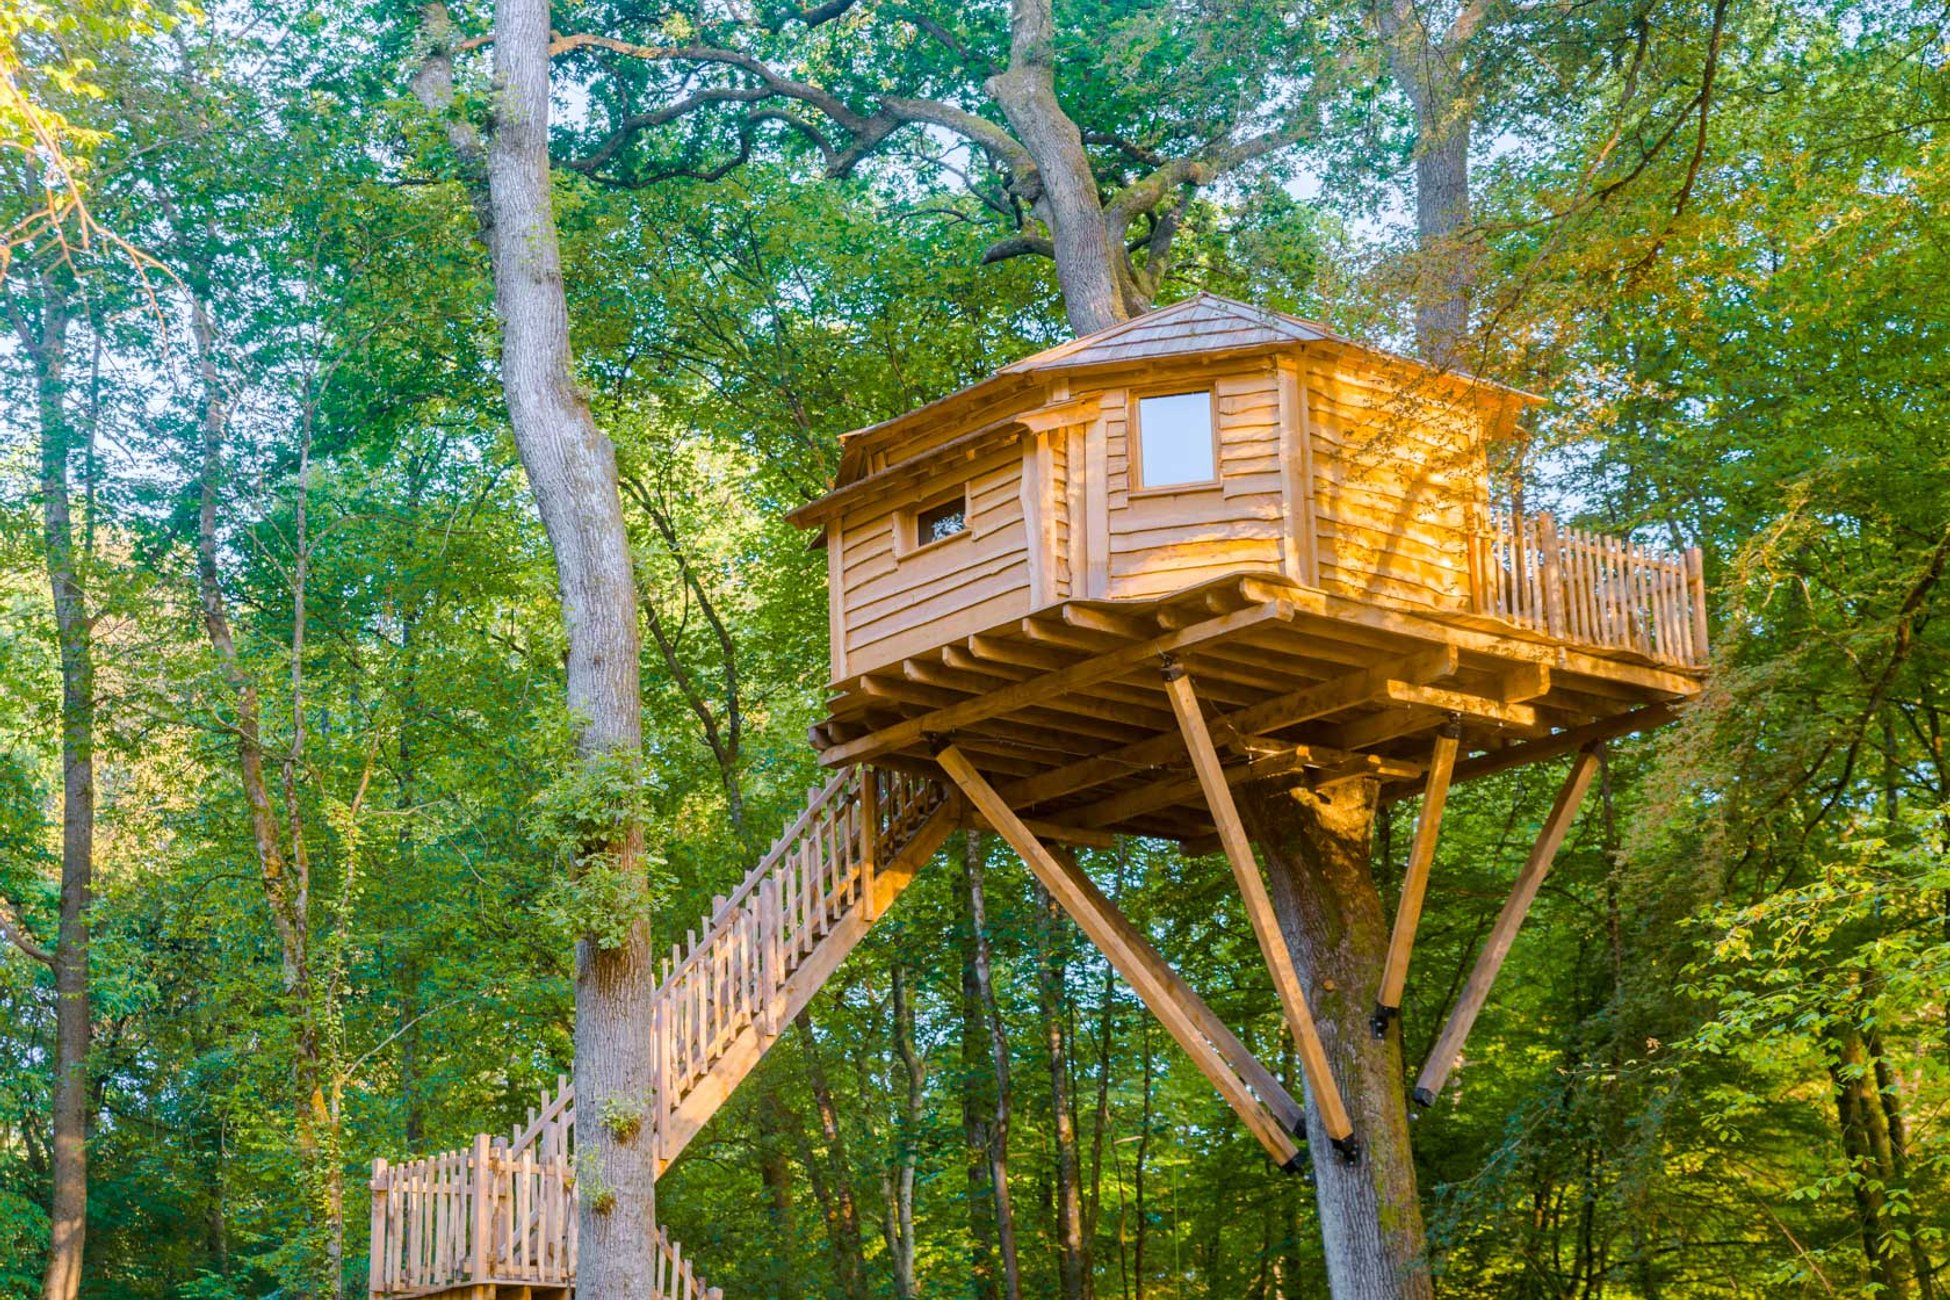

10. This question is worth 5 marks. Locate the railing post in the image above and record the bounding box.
[470,1134,492,1284]
[1538,512,1566,637]
[369,1158,389,1299]
[860,766,879,920]
[1685,546,1710,666]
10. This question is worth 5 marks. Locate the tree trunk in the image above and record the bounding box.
[21,276,92,1300]
[960,832,1002,1300]
[1238,777,1433,1300]
[794,1015,871,1300]
[755,1080,803,1300]
[1370,4,1475,367]
[1827,1021,1912,1297]
[888,963,923,1299]
[1035,881,1089,1300]
[986,0,1130,335]
[965,831,1024,1299]
[486,1,657,1293]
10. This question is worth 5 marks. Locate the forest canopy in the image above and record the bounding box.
[0,0,1945,1296]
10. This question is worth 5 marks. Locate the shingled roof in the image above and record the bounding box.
[998,292,1342,372]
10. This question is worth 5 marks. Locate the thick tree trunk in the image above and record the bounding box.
[486,1,657,1292]
[986,0,1130,336]
[964,831,1024,1299]
[1408,105,1470,366]
[1370,1,1475,368]
[1238,778,1432,1300]
[24,280,91,1300]
[1035,881,1089,1300]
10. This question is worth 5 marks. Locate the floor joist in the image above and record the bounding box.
[1414,747,1602,1106]
[937,745,1308,1169]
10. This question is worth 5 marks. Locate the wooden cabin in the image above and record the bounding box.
[788,294,1707,837]
[794,293,1537,683]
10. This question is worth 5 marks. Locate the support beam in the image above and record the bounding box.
[937,746,1306,1169]
[1413,747,1601,1106]
[1162,667,1358,1158]
[1371,722,1461,1039]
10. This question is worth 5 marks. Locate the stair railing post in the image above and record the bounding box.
[470,1133,492,1284]
[369,1158,389,1299]
[860,766,879,920]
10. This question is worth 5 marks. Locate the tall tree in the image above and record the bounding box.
[4,267,91,1300]
[467,0,661,1290]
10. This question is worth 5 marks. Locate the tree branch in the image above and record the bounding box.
[0,894,54,967]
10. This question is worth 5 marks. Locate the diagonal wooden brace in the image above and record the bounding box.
[937,745,1307,1170]
[1161,666,1359,1161]
[1371,719,1463,1039]
[1414,747,1601,1106]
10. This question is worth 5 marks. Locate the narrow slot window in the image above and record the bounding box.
[915,495,967,547]
[1136,391,1217,488]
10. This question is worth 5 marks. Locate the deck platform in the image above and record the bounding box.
[810,572,1703,846]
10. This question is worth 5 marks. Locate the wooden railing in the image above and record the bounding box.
[1471,510,1709,669]
[367,1075,585,1295]
[369,765,946,1299]
[647,764,943,1157]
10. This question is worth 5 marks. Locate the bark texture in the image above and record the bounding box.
[486,0,657,1291]
[963,832,1024,1299]
[1371,0,1480,365]
[984,0,1129,334]
[1240,778,1432,1300]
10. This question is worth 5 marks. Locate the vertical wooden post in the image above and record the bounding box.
[470,1134,492,1284]
[859,766,879,920]
[369,1159,390,1299]
[1414,747,1601,1105]
[936,744,1304,1168]
[1538,512,1566,636]
[1160,665,1358,1156]
[1685,546,1710,667]
[1372,721,1461,1037]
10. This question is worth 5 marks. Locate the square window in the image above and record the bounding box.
[1137,391,1217,488]
[915,496,967,547]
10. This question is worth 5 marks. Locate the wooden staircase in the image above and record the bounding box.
[368,765,955,1299]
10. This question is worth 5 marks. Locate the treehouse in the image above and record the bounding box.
[366,294,1709,1299]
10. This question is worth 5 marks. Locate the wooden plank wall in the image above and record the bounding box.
[1100,365,1290,600]
[1305,360,1485,614]
[839,446,1033,675]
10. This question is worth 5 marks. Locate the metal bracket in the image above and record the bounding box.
[1329,1133,1363,1166]
[1369,1002,1399,1040]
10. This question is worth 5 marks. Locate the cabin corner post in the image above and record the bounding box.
[1159,661,1360,1160]
[1413,745,1602,1106]
[933,743,1306,1169]
[1372,717,1463,1039]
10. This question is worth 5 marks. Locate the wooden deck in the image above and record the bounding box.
[810,545,1705,846]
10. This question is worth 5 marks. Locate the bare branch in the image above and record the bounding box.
[982,233,1055,263]
[0,894,54,967]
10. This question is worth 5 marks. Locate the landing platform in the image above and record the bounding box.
[810,574,1702,845]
